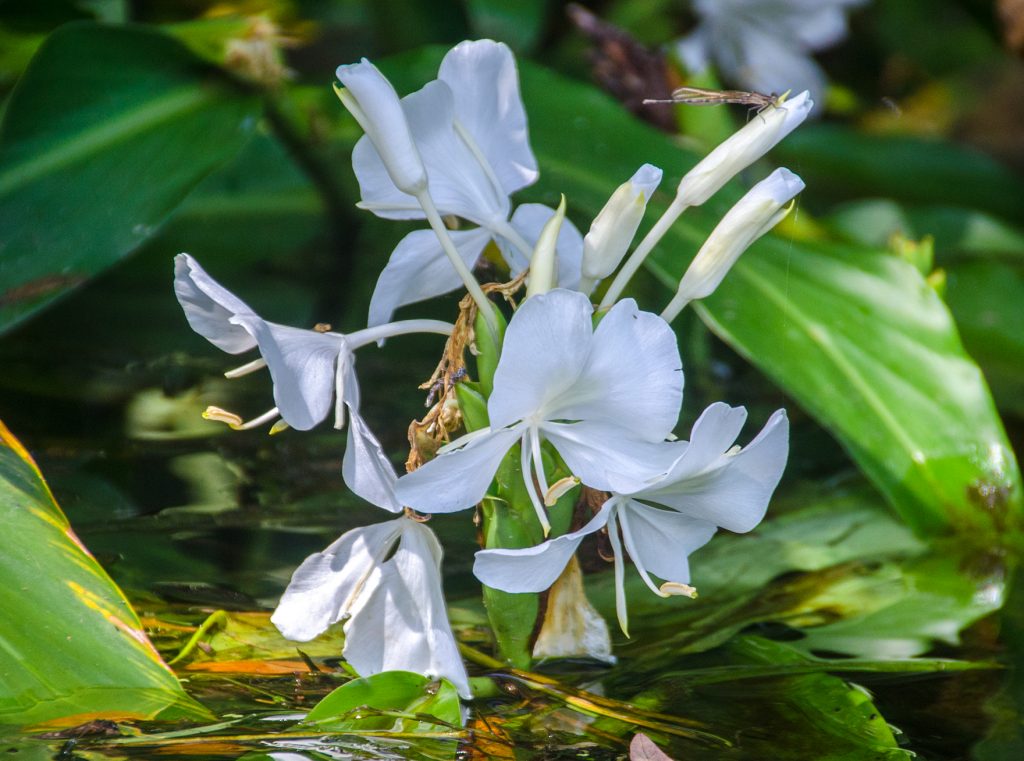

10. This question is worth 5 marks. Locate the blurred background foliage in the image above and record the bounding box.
[2,0,1024,757]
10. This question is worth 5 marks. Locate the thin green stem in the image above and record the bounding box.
[416,189,498,338]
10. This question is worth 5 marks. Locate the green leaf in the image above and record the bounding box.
[716,637,903,757]
[944,260,1024,418]
[775,125,1024,223]
[0,22,259,335]
[658,237,1021,540]
[302,671,462,733]
[0,419,211,726]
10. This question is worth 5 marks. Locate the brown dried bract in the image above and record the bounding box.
[405,272,528,473]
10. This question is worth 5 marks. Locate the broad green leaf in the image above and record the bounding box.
[660,237,1020,540]
[775,124,1024,224]
[0,22,259,335]
[711,636,903,758]
[825,200,1024,418]
[302,671,462,732]
[0,419,210,726]
[944,261,1024,418]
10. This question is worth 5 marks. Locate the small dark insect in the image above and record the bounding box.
[643,86,787,113]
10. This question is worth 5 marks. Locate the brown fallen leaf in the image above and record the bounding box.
[630,732,676,761]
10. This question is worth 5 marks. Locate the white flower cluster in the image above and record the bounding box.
[174,40,809,700]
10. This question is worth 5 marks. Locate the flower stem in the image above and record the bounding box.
[347,319,454,349]
[598,195,689,309]
[416,189,499,338]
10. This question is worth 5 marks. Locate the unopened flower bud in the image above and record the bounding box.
[335,60,427,195]
[663,168,805,320]
[675,91,812,208]
[580,164,663,294]
[526,194,567,298]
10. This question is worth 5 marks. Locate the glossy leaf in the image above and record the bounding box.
[0,419,211,726]
[302,671,462,732]
[775,124,1024,223]
[0,22,259,335]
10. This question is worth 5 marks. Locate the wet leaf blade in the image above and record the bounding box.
[0,21,259,334]
[0,419,211,725]
[303,671,462,733]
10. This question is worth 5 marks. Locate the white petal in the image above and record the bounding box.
[367,227,491,327]
[549,298,682,440]
[394,425,524,513]
[344,519,471,698]
[487,289,593,429]
[240,320,344,431]
[473,504,612,592]
[617,500,717,585]
[336,60,426,195]
[343,407,402,513]
[498,204,584,290]
[666,402,749,481]
[542,420,680,494]
[641,409,789,532]
[439,40,539,196]
[173,254,258,354]
[271,519,402,642]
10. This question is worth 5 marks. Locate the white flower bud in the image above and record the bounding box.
[335,59,427,195]
[663,168,805,320]
[675,91,812,208]
[526,194,567,298]
[580,164,663,294]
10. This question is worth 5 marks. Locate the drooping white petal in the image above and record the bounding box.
[367,226,492,328]
[497,203,584,290]
[343,408,402,513]
[336,60,427,196]
[271,519,402,642]
[487,290,593,429]
[174,253,258,354]
[473,504,612,593]
[237,319,344,431]
[549,297,682,441]
[665,402,749,481]
[438,39,538,197]
[542,420,680,494]
[354,81,509,225]
[343,519,471,698]
[395,425,524,513]
[641,408,789,533]
[617,500,717,585]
